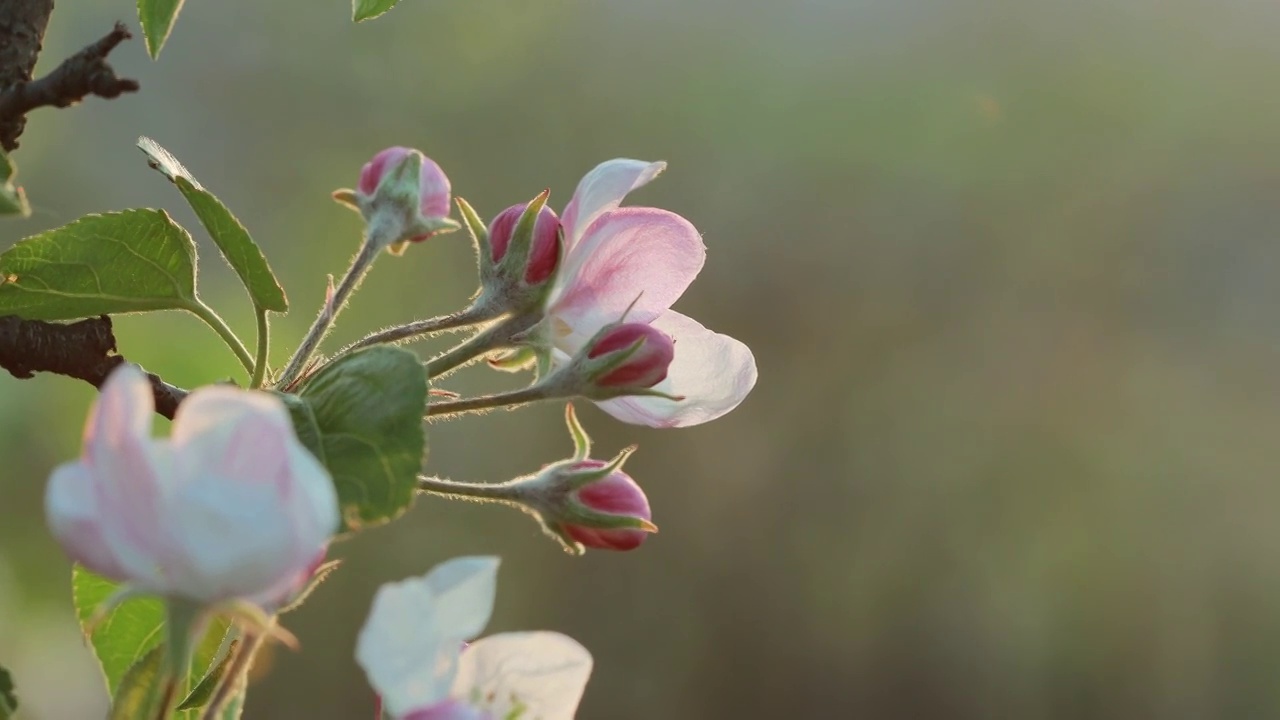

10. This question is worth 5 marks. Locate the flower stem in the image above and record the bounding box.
[337,304,496,358]
[424,313,539,379]
[250,306,270,389]
[418,475,526,503]
[426,385,549,418]
[188,301,255,375]
[277,236,380,388]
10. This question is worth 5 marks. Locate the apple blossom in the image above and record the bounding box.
[527,159,757,427]
[357,557,592,720]
[44,364,339,607]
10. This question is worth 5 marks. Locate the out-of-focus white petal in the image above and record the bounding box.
[44,462,128,580]
[83,366,174,588]
[356,558,501,718]
[597,311,757,428]
[560,159,665,250]
[453,632,592,720]
[420,557,501,640]
[169,385,291,452]
[549,207,704,353]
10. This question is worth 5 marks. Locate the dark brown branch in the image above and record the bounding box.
[0,18,138,152]
[0,0,54,151]
[0,315,188,419]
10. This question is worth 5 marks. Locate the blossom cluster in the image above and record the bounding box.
[43,149,756,717]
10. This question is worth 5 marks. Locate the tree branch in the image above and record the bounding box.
[0,315,188,419]
[0,0,54,151]
[0,13,139,152]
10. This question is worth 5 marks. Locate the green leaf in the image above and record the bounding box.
[108,644,164,720]
[0,209,199,320]
[273,391,327,465]
[138,137,288,312]
[138,0,186,58]
[176,638,238,710]
[353,0,402,22]
[296,347,427,530]
[0,151,30,218]
[73,567,232,716]
[0,665,17,719]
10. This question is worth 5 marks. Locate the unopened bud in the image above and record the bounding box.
[555,461,653,551]
[584,322,674,391]
[339,146,459,252]
[488,201,562,285]
[459,192,563,316]
[505,405,656,554]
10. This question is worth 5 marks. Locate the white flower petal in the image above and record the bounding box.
[453,632,593,720]
[420,556,502,640]
[356,557,501,718]
[597,310,757,428]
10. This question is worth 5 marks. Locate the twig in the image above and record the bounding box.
[0,18,139,151]
[0,314,188,418]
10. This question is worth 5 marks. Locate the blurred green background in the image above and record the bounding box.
[4,0,1280,717]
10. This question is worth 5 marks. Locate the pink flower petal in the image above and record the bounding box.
[597,310,757,428]
[561,159,665,250]
[45,462,129,580]
[549,207,704,352]
[83,366,174,587]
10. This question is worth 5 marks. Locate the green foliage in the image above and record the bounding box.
[0,209,199,320]
[138,137,289,313]
[291,347,428,530]
[72,567,231,718]
[107,644,164,720]
[175,638,237,710]
[138,0,187,58]
[0,151,30,218]
[0,666,16,719]
[352,0,402,22]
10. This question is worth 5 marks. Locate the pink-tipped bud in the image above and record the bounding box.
[358,146,452,220]
[351,147,458,251]
[557,462,653,551]
[488,203,562,284]
[586,323,674,389]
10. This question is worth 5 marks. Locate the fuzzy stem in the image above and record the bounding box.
[278,237,379,387]
[426,385,549,418]
[418,475,526,503]
[250,306,269,389]
[188,301,254,375]
[339,304,495,357]
[424,324,508,379]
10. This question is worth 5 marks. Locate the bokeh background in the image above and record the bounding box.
[4,0,1280,717]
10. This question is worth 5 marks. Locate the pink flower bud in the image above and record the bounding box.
[558,462,652,551]
[488,202,562,284]
[358,146,452,220]
[586,323,674,389]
